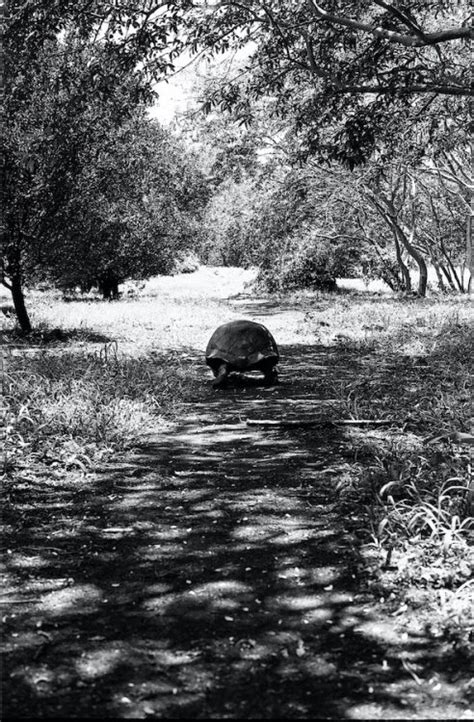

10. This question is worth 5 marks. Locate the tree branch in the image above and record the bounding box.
[332,83,471,97]
[371,0,427,43]
[261,3,310,71]
[306,0,470,47]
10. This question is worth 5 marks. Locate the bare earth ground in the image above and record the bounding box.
[2,270,473,719]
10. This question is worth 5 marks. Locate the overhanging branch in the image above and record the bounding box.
[332,83,471,97]
[306,0,470,47]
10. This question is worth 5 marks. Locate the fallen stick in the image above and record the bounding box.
[332,419,394,426]
[454,432,474,446]
[246,418,394,428]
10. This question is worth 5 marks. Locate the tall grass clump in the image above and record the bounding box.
[2,341,196,480]
[339,312,473,539]
[330,308,473,647]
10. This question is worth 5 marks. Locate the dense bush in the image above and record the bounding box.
[257,232,340,292]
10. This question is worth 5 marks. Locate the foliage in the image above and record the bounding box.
[200,176,260,266]
[187,81,470,295]
[46,111,209,294]
[189,114,262,184]
[183,0,471,165]
[256,225,340,292]
[3,14,209,327]
[6,2,470,168]
[4,1,187,84]
[198,135,470,294]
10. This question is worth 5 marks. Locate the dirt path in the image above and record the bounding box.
[3,293,472,719]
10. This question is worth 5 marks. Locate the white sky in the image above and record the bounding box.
[149,46,254,125]
[148,54,211,125]
[149,71,197,124]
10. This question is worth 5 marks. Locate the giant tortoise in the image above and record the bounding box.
[205,319,279,388]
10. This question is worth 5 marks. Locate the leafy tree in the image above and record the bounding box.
[46,114,209,298]
[2,2,213,329]
[183,1,471,165]
[2,1,195,331]
[192,115,261,184]
[178,3,471,292]
[199,129,470,295]
[2,37,142,328]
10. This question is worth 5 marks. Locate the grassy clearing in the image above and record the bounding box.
[2,346,194,477]
[1,280,231,483]
[288,288,473,350]
[2,278,472,477]
[1,269,261,485]
[2,277,473,623]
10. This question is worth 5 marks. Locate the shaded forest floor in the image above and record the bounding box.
[2,269,473,719]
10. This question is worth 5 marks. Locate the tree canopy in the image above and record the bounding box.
[2,4,208,330]
[2,0,471,333]
[182,0,471,165]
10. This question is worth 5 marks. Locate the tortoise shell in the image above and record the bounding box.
[205,320,279,372]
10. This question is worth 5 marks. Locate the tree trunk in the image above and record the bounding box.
[414,254,428,296]
[392,223,427,296]
[381,181,428,296]
[466,209,473,294]
[11,274,32,333]
[440,242,464,291]
[392,231,411,291]
[407,176,428,296]
[98,272,120,300]
[433,263,446,292]
[438,263,457,291]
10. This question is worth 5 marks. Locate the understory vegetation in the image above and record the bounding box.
[2,280,473,655]
[2,3,472,715]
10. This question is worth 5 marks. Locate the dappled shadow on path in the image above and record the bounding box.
[2,344,466,719]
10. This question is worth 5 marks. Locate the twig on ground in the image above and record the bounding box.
[246,418,395,428]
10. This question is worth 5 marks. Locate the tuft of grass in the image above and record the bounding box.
[2,342,198,480]
[299,292,473,355]
[324,299,473,648]
[373,477,472,549]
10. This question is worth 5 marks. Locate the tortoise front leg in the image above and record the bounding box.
[263,367,278,386]
[213,362,229,388]
[260,359,278,386]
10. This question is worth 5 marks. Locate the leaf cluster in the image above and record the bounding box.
[179,0,471,165]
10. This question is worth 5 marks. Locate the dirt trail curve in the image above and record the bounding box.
[2,292,470,720]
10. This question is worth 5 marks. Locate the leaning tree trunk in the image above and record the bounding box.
[10,273,32,334]
[402,235,428,296]
[467,204,474,294]
[433,263,446,292]
[378,181,428,296]
[387,212,427,296]
[392,231,412,292]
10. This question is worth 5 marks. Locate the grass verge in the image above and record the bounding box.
[1,342,197,483]
[300,303,474,662]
